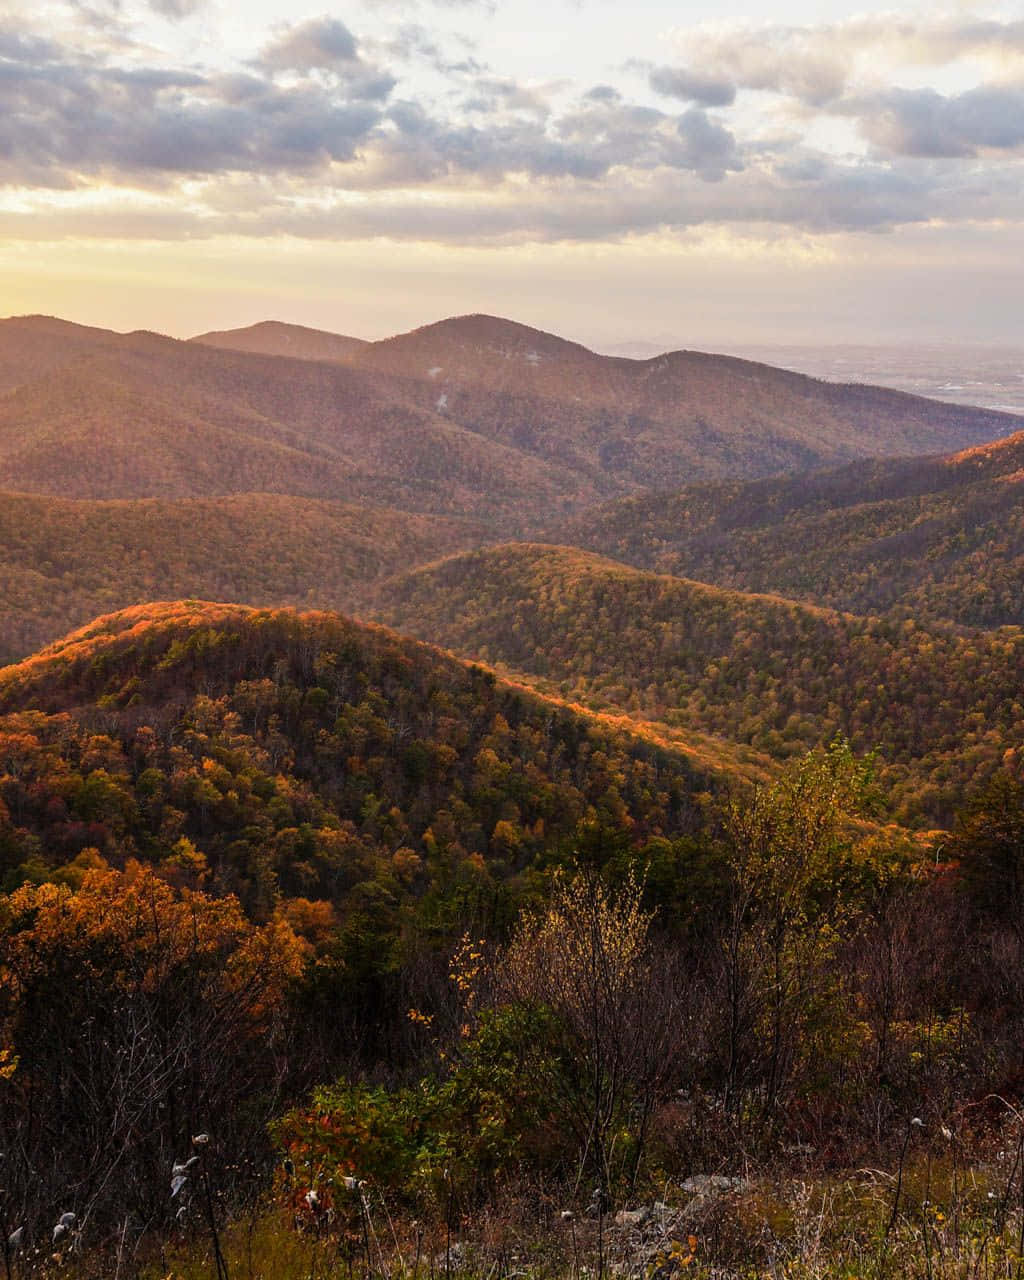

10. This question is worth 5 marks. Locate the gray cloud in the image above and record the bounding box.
[2,150,1008,246]
[672,107,741,179]
[677,27,847,106]
[0,22,741,193]
[148,0,205,17]
[461,76,553,117]
[261,18,360,69]
[555,97,742,181]
[672,15,1024,111]
[847,85,1024,158]
[0,30,64,60]
[0,31,388,184]
[2,6,1023,254]
[648,65,735,108]
[362,0,493,9]
[257,18,396,98]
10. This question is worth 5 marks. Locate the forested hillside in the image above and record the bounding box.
[558,430,1024,627]
[0,492,484,662]
[0,601,711,908]
[0,601,721,1252]
[374,544,1024,824]
[347,314,1022,482]
[0,323,580,521]
[5,601,1024,1280]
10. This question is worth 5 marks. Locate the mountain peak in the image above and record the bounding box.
[191,320,368,363]
[375,313,599,360]
[1,314,119,338]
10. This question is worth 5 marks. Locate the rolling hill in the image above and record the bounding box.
[0,600,714,905]
[371,542,1024,825]
[0,491,485,664]
[0,318,588,521]
[555,428,1024,628]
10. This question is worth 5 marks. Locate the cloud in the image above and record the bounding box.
[260,17,360,69]
[0,29,63,60]
[846,84,1024,158]
[360,0,494,11]
[648,65,735,108]
[670,15,1024,110]
[0,150,998,246]
[462,76,554,117]
[673,107,741,179]
[0,34,388,185]
[256,18,396,98]
[148,0,205,17]
[554,96,742,181]
[1,4,1023,256]
[0,22,738,193]
[676,25,847,106]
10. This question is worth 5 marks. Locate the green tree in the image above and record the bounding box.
[718,738,876,1115]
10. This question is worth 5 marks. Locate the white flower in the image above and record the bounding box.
[192,1133,210,1146]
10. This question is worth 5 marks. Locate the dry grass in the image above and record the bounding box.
[123,1149,1024,1280]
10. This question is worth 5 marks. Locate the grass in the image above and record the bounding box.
[125,1152,1024,1280]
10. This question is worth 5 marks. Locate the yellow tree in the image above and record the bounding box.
[496,868,672,1205]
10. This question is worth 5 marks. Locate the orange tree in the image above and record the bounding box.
[0,863,306,1244]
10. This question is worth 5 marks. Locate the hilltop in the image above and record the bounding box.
[333,311,1024,482]
[191,320,368,363]
[0,318,585,521]
[0,600,715,907]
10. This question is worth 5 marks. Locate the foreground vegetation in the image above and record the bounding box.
[1,603,1024,1277]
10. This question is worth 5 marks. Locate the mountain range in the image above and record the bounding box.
[3,308,1024,830]
[2,313,1019,524]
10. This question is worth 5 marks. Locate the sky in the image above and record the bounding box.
[1,0,1023,347]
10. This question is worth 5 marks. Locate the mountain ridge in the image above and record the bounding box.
[555,425,1024,628]
[2,311,1021,522]
[192,319,369,362]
